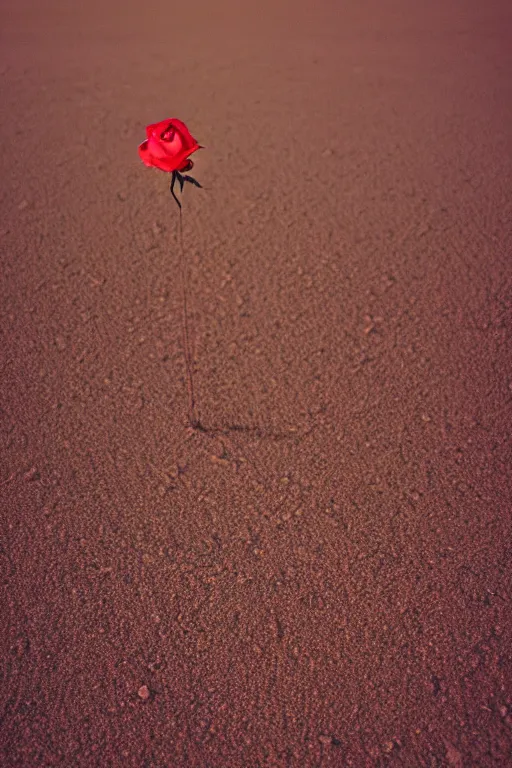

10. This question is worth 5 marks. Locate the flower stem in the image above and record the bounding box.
[177,208,199,428]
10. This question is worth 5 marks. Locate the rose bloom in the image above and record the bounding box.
[138,118,201,173]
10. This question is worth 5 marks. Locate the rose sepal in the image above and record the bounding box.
[170,170,203,209]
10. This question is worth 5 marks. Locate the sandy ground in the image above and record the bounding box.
[1,1,512,765]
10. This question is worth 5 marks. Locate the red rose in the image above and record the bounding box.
[138,118,201,173]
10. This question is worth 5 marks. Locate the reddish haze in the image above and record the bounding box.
[1,1,511,765]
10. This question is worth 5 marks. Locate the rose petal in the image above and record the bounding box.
[139,119,201,173]
[138,140,154,167]
[138,141,195,173]
[145,120,170,140]
[147,132,184,160]
[146,119,199,152]
[165,118,199,151]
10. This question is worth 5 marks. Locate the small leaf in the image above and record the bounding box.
[183,175,202,188]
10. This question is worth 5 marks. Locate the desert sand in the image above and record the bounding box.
[1,0,511,765]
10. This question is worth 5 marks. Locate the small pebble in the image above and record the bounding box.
[138,685,150,701]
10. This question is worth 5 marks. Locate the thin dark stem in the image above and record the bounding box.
[177,208,199,428]
[170,171,181,209]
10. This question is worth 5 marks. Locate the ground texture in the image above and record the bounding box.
[1,1,512,766]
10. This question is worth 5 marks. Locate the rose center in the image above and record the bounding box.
[161,127,175,142]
